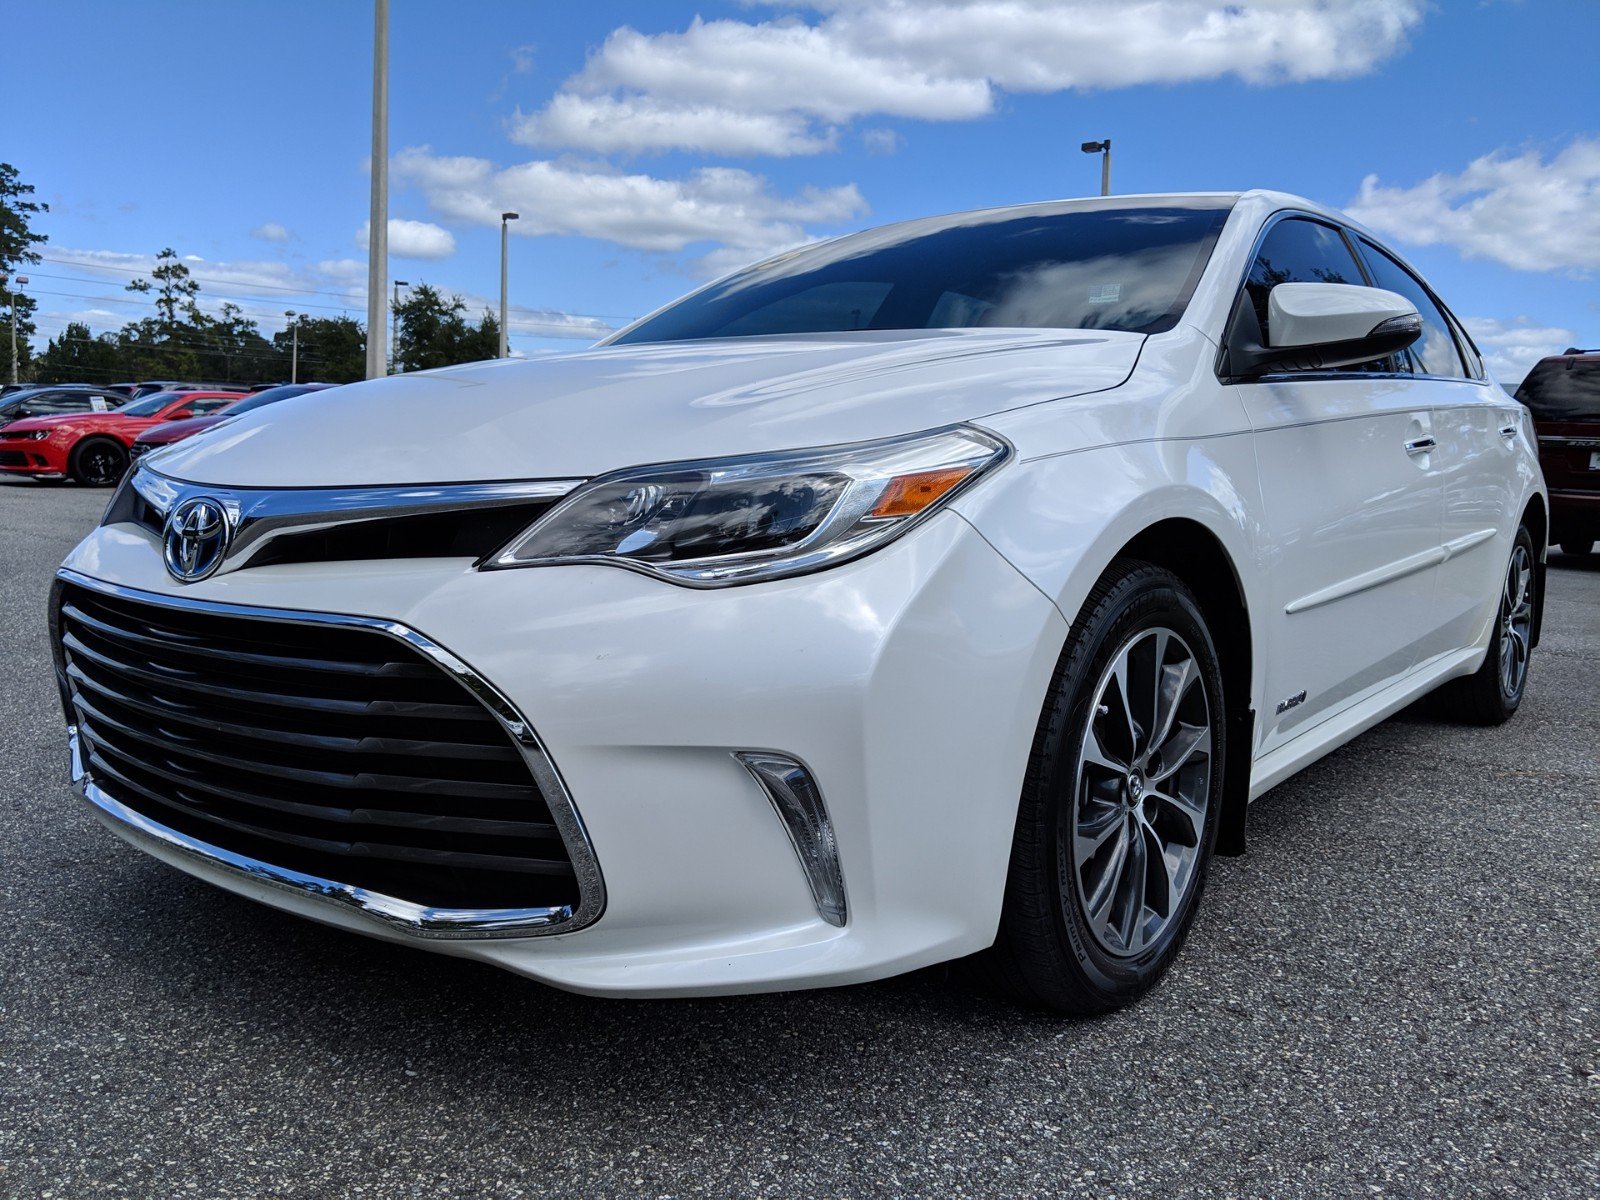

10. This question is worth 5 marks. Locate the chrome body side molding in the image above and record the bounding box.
[1285,528,1499,615]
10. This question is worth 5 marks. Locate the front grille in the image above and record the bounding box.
[57,581,578,912]
[127,497,554,568]
[0,450,28,466]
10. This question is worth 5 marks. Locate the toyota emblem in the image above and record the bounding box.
[163,497,232,582]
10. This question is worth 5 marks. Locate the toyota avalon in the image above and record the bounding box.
[52,191,1547,1012]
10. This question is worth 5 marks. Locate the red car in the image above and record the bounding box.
[1517,349,1600,557]
[129,382,335,466]
[0,390,245,485]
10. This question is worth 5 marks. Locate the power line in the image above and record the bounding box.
[35,254,630,326]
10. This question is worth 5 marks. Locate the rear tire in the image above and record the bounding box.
[1559,538,1593,556]
[69,438,127,486]
[978,560,1225,1015]
[1437,526,1536,726]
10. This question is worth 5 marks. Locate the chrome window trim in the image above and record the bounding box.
[57,567,607,940]
[117,466,586,578]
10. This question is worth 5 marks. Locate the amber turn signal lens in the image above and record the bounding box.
[868,466,974,519]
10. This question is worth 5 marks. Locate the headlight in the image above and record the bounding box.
[487,425,1009,586]
[10,430,50,441]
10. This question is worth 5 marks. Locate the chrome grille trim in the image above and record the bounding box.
[56,567,607,939]
[111,466,585,578]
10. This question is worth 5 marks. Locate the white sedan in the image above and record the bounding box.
[56,190,1546,1013]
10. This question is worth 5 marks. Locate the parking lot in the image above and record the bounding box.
[0,477,1594,1198]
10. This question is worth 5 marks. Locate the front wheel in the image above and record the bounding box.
[979,560,1225,1015]
[1438,527,1536,725]
[69,438,128,486]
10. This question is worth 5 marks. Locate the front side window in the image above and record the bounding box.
[1357,241,1467,379]
[1243,218,1366,343]
[611,202,1232,345]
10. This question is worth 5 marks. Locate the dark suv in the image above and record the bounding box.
[1518,349,1600,556]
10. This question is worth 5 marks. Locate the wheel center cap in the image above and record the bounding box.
[1127,770,1146,802]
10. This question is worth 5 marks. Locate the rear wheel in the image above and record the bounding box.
[1438,527,1536,725]
[69,438,127,486]
[980,561,1225,1015]
[1559,538,1593,556]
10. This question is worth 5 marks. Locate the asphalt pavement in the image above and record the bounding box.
[1,477,1595,1198]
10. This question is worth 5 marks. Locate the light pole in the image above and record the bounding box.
[3,274,27,384]
[285,311,299,384]
[391,280,408,373]
[1081,139,1112,196]
[499,212,519,359]
[365,0,389,380]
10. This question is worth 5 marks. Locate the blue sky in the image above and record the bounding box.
[11,0,1598,383]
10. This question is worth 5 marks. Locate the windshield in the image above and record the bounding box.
[1517,358,1600,422]
[611,200,1231,346]
[118,392,179,417]
[224,384,316,416]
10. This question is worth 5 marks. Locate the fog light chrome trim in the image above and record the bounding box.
[735,751,847,927]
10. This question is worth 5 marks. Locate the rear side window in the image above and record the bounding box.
[1357,242,1467,379]
[187,397,237,415]
[1516,359,1600,421]
[1244,218,1367,342]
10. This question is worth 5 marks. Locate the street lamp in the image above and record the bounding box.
[1081,139,1112,197]
[499,211,519,359]
[285,311,299,384]
[390,280,409,374]
[365,0,389,380]
[2,274,28,384]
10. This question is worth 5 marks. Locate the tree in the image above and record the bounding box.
[127,247,202,331]
[276,315,366,384]
[32,322,122,384]
[0,162,48,376]
[394,283,501,373]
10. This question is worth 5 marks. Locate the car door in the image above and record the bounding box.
[1227,215,1445,755]
[1355,238,1514,661]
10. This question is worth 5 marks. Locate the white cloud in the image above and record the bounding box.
[251,222,293,242]
[513,94,836,157]
[522,2,1426,156]
[1349,138,1600,273]
[1463,316,1578,388]
[394,146,866,272]
[860,127,901,155]
[357,218,458,260]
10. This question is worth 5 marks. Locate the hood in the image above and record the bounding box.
[151,329,1143,487]
[3,412,124,434]
[136,413,226,445]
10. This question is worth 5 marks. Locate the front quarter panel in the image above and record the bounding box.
[956,330,1265,736]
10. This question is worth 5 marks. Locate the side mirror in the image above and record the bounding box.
[1230,283,1422,377]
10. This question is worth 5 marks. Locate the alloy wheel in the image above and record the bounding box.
[1498,544,1534,699]
[1070,627,1212,958]
[79,444,124,486]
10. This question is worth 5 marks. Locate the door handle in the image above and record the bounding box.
[1404,436,1437,456]
[1499,423,1518,440]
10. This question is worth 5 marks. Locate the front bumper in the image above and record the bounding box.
[60,511,1066,996]
[0,441,67,476]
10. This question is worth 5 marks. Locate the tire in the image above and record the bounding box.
[979,560,1226,1015]
[1559,539,1593,557]
[69,438,128,487]
[1437,526,1536,726]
